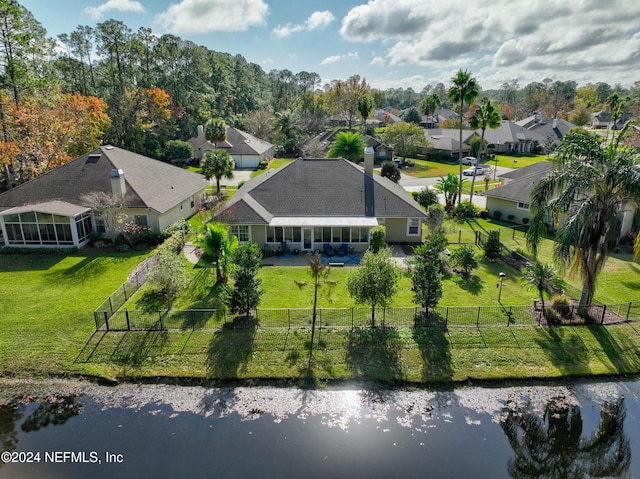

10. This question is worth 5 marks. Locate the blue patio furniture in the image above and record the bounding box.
[281,241,289,255]
[337,243,348,256]
[324,243,335,257]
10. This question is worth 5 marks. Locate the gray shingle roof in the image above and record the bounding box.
[0,146,207,214]
[482,161,552,203]
[216,158,426,224]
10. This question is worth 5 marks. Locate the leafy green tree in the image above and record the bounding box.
[521,260,562,311]
[448,69,479,205]
[414,187,439,210]
[482,230,502,262]
[164,139,193,163]
[147,250,189,303]
[380,160,401,183]
[195,222,238,283]
[527,126,640,308]
[326,74,369,128]
[327,131,364,163]
[201,149,234,194]
[370,225,386,253]
[347,248,400,327]
[411,233,447,313]
[380,122,429,159]
[357,94,374,133]
[424,203,445,233]
[450,245,478,277]
[420,92,441,118]
[401,106,422,124]
[225,243,263,317]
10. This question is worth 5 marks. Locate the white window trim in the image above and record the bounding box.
[517,202,530,211]
[230,225,251,243]
[407,218,420,236]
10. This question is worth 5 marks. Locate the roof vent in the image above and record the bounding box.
[86,154,101,164]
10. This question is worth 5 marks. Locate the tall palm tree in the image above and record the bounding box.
[205,118,227,147]
[201,149,234,194]
[327,131,365,163]
[448,70,479,205]
[526,125,640,310]
[469,98,502,203]
[420,92,441,121]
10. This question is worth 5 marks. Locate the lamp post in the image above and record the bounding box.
[497,272,506,303]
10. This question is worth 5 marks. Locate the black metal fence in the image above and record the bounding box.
[94,301,640,332]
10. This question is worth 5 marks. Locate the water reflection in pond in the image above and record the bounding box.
[0,380,638,478]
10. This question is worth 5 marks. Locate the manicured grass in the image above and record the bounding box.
[400,158,460,178]
[489,153,548,169]
[250,158,293,177]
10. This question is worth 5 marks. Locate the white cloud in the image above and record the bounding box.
[156,0,269,34]
[320,52,359,66]
[339,0,640,88]
[85,0,144,19]
[273,10,335,38]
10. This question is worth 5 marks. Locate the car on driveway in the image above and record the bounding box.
[461,156,477,165]
[463,165,485,176]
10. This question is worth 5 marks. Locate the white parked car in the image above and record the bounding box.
[461,156,477,165]
[463,166,485,176]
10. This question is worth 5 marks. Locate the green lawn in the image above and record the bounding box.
[250,158,293,177]
[401,154,548,179]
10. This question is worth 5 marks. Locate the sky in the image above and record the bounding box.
[19,0,640,92]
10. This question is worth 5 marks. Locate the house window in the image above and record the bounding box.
[407,218,420,236]
[75,213,93,243]
[190,196,195,209]
[266,226,284,243]
[284,227,301,243]
[230,225,250,242]
[351,227,369,243]
[133,215,149,227]
[517,202,530,210]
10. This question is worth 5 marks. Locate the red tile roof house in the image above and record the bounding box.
[0,146,207,248]
[214,148,427,255]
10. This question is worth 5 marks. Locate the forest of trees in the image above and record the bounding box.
[1,0,639,191]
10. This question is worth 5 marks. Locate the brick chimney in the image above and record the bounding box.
[110,168,126,197]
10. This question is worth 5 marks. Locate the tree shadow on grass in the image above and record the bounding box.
[206,316,257,379]
[533,326,591,374]
[452,274,484,295]
[134,289,172,311]
[412,312,453,382]
[110,330,169,367]
[583,326,640,373]
[345,327,405,381]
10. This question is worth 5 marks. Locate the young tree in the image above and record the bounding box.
[448,70,479,205]
[347,248,400,327]
[195,222,238,283]
[521,260,562,311]
[308,251,330,365]
[225,242,263,317]
[483,230,502,262]
[527,126,640,309]
[411,233,447,313]
[370,225,386,253]
[450,245,478,277]
[80,191,127,241]
[327,131,364,163]
[424,203,445,233]
[146,250,189,303]
[357,94,374,133]
[414,187,439,210]
[201,149,234,194]
[380,160,401,183]
[380,122,430,160]
[435,173,466,212]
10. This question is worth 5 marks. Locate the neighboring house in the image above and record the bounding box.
[481,120,540,154]
[420,114,439,129]
[374,109,404,124]
[300,129,394,163]
[516,113,576,148]
[214,149,426,253]
[590,110,632,130]
[0,146,207,248]
[481,162,552,225]
[425,128,478,158]
[187,125,274,167]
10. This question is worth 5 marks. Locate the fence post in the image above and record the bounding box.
[159,311,164,330]
[288,309,291,330]
[477,306,480,328]
[104,311,109,332]
[125,310,131,331]
[108,296,113,316]
[446,307,449,328]
[627,302,632,320]
[191,310,195,331]
[351,308,354,330]
[458,230,462,243]
[601,305,607,325]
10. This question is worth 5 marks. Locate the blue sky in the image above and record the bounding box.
[20,0,640,91]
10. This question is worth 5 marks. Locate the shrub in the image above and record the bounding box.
[551,295,572,318]
[507,214,515,221]
[450,245,478,277]
[259,160,268,169]
[478,209,489,219]
[483,230,502,262]
[522,217,530,225]
[451,200,479,218]
[370,225,386,253]
[238,180,246,189]
[414,187,439,210]
[544,307,562,324]
[493,210,503,220]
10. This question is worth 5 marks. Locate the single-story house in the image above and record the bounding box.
[214,148,426,253]
[188,125,274,167]
[481,162,552,224]
[299,130,394,163]
[425,128,478,158]
[0,146,207,248]
[516,114,577,148]
[481,120,540,154]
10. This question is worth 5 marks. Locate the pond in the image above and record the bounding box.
[0,379,638,478]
